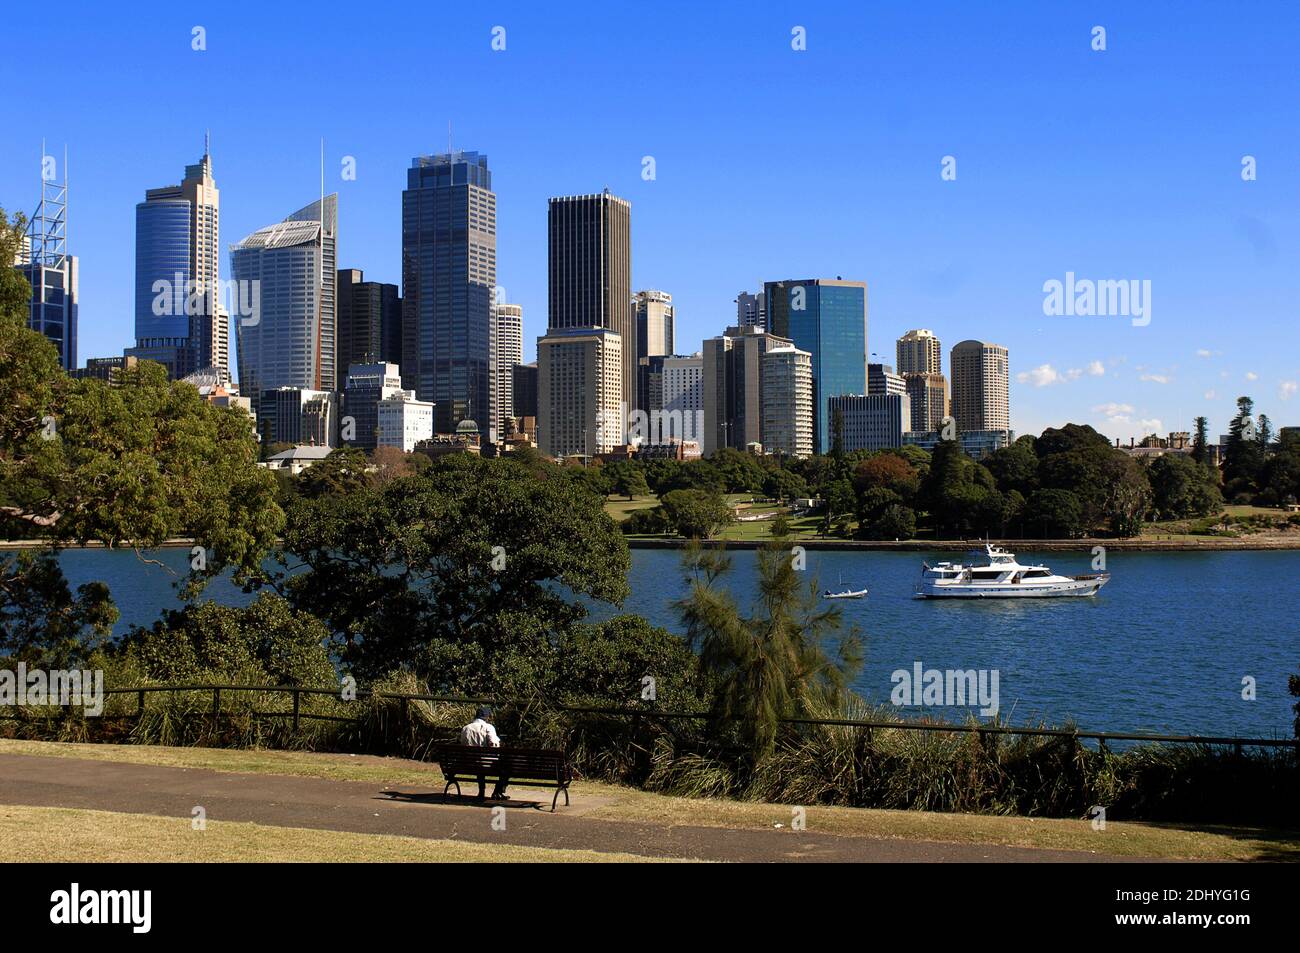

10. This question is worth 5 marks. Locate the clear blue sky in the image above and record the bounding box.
[3,1,1297,442]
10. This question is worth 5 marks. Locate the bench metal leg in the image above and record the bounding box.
[443,779,461,798]
[550,784,570,812]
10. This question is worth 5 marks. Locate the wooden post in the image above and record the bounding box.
[292,689,301,732]
[137,689,145,717]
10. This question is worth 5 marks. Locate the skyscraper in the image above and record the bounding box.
[342,362,405,451]
[492,302,523,439]
[548,191,634,411]
[896,328,942,376]
[702,325,793,455]
[830,393,911,452]
[402,151,497,439]
[950,340,1010,433]
[18,146,77,370]
[537,327,623,458]
[765,278,868,455]
[336,269,401,384]
[634,290,673,360]
[735,290,766,330]
[761,345,814,457]
[867,363,907,397]
[230,194,338,418]
[128,147,225,379]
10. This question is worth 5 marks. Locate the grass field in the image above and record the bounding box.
[4,739,1295,861]
[0,805,658,863]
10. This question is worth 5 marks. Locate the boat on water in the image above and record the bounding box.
[915,544,1109,599]
[822,573,868,600]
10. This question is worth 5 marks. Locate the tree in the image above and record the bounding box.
[0,207,283,662]
[1100,453,1151,537]
[769,515,792,537]
[762,467,807,503]
[277,455,630,686]
[1191,416,1210,467]
[862,503,916,540]
[1147,454,1221,520]
[607,461,650,500]
[1223,396,1264,493]
[984,440,1039,497]
[660,489,734,539]
[853,453,919,502]
[1023,489,1084,538]
[675,542,862,765]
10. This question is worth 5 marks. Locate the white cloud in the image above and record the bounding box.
[1281,381,1298,400]
[1204,389,1216,400]
[1087,360,1105,376]
[1245,371,1259,381]
[1135,418,1163,432]
[1140,373,1170,384]
[1092,402,1135,417]
[1195,349,1213,358]
[1017,364,1062,387]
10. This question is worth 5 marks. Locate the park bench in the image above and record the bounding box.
[433,743,573,812]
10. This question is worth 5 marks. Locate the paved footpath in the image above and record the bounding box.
[0,753,1146,862]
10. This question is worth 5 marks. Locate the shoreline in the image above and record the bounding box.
[3,536,1299,554]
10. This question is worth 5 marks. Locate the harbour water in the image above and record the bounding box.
[53,546,1300,739]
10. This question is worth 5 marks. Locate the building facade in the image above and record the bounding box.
[702,325,793,455]
[761,345,814,457]
[492,302,523,440]
[231,195,338,420]
[950,340,1010,433]
[867,363,907,397]
[764,278,868,455]
[342,362,405,451]
[548,192,634,410]
[18,156,77,370]
[512,362,538,419]
[537,327,623,459]
[402,151,496,440]
[830,393,911,453]
[904,372,949,432]
[336,269,401,384]
[259,386,336,447]
[896,328,942,376]
[735,290,766,330]
[128,148,225,379]
[377,392,435,452]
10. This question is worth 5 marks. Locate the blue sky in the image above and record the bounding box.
[3,1,1297,442]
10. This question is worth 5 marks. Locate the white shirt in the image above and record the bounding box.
[460,718,501,747]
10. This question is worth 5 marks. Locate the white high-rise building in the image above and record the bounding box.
[658,353,703,442]
[493,302,524,438]
[760,345,813,457]
[377,391,435,452]
[537,326,623,459]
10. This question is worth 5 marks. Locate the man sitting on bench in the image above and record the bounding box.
[460,706,509,801]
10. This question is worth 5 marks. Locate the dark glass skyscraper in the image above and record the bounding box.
[337,268,402,383]
[401,151,497,438]
[547,191,634,411]
[765,278,868,455]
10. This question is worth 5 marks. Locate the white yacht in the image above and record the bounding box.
[915,544,1109,599]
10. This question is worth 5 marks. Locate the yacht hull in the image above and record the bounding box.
[916,575,1109,599]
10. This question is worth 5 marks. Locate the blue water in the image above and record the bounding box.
[53,547,1300,739]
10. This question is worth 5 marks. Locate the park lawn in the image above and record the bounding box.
[2,740,1294,861]
[0,804,657,863]
[603,494,660,522]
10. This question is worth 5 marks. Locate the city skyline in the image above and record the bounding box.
[3,3,1297,445]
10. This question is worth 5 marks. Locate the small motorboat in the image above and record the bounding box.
[822,573,868,599]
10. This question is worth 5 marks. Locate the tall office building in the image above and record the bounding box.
[336,269,401,384]
[904,372,949,432]
[128,147,225,379]
[655,353,703,442]
[896,328,942,376]
[402,151,497,439]
[342,362,405,451]
[230,195,338,419]
[761,345,814,457]
[634,290,673,359]
[512,362,538,418]
[537,327,623,458]
[18,148,77,370]
[548,191,634,411]
[702,325,793,455]
[735,290,766,330]
[260,386,336,447]
[830,393,911,453]
[492,302,523,439]
[950,340,1010,433]
[765,278,867,455]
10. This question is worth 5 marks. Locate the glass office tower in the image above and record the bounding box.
[764,278,868,455]
[401,150,497,440]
